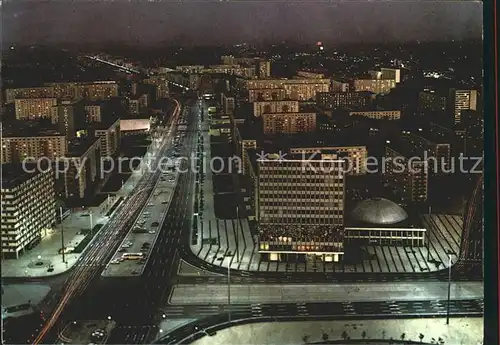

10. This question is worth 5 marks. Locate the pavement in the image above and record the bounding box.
[101,168,179,277]
[59,320,116,344]
[168,282,483,305]
[1,140,162,279]
[1,284,51,317]
[189,104,463,275]
[188,318,483,345]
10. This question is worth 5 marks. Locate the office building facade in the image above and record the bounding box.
[257,154,345,262]
[253,100,299,117]
[14,98,58,120]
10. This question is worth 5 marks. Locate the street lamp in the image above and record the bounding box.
[446,250,453,325]
[218,256,231,322]
[89,211,93,237]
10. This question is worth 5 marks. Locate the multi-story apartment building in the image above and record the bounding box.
[297,70,325,79]
[257,60,271,78]
[92,118,120,157]
[353,79,397,94]
[1,164,56,259]
[1,130,67,164]
[51,100,87,139]
[316,91,374,110]
[45,81,119,101]
[5,87,56,104]
[451,89,478,126]
[63,138,101,200]
[253,100,299,117]
[384,142,429,203]
[245,78,330,101]
[349,110,401,120]
[14,98,58,120]
[143,76,170,99]
[262,112,317,135]
[84,102,104,123]
[248,88,287,102]
[221,93,236,115]
[175,65,205,74]
[257,153,345,262]
[418,90,447,113]
[400,130,451,174]
[289,146,368,175]
[331,79,350,92]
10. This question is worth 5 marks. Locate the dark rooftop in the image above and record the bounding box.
[1,120,61,137]
[1,163,43,189]
[67,137,99,157]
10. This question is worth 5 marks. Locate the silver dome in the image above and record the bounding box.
[351,197,408,225]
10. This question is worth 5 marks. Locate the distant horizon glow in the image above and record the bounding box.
[2,1,483,46]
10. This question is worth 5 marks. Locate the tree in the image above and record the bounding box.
[302,335,309,344]
[419,333,424,342]
[322,333,329,342]
[362,331,367,339]
[401,333,406,340]
[341,331,348,340]
[382,330,386,339]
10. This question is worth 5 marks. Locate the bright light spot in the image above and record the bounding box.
[162,314,166,318]
[386,140,391,144]
[418,128,423,131]
[107,316,112,320]
[159,329,163,333]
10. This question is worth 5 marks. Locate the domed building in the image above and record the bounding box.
[345,197,426,247]
[351,198,408,225]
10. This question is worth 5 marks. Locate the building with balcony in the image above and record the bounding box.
[14,98,58,120]
[91,118,120,157]
[253,100,300,117]
[1,164,56,259]
[1,128,67,164]
[248,88,287,102]
[262,112,317,135]
[245,78,330,101]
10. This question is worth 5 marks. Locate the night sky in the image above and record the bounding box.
[2,1,483,46]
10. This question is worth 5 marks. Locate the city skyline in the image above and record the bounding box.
[2,1,483,47]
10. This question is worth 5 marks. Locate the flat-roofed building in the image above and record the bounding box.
[349,110,401,120]
[257,60,271,78]
[384,139,429,203]
[84,102,104,123]
[14,98,58,120]
[353,79,397,94]
[92,118,120,157]
[316,91,374,110]
[289,145,368,175]
[245,78,330,101]
[257,152,345,262]
[344,197,426,247]
[5,87,55,104]
[253,100,299,117]
[1,164,56,259]
[51,100,87,139]
[262,112,316,135]
[45,81,119,101]
[248,88,287,102]
[62,137,101,200]
[1,129,67,164]
[451,89,478,126]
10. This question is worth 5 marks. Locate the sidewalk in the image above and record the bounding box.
[1,155,152,279]
[189,318,483,345]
